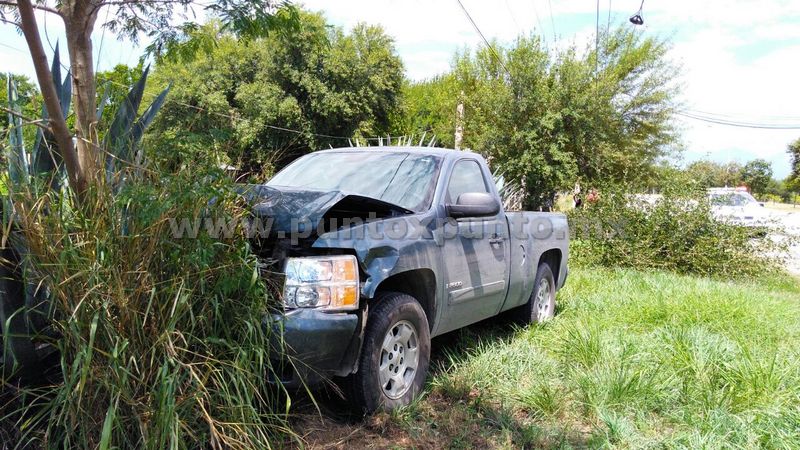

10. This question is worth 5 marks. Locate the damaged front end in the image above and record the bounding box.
[239,185,414,385]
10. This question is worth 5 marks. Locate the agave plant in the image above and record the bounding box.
[1,48,170,378]
[6,44,71,193]
[493,169,526,211]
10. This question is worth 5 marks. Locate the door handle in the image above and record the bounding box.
[489,234,503,245]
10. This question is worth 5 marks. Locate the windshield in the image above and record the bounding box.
[267,151,442,212]
[709,192,759,207]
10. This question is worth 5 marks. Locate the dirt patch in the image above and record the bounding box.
[292,393,499,449]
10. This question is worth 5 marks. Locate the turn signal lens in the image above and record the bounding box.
[283,255,360,311]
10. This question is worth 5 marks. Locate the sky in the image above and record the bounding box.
[2,0,800,178]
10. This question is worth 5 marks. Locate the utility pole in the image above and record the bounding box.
[454,91,464,150]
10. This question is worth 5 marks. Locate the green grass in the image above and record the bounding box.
[384,267,800,448]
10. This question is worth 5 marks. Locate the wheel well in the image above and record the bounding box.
[539,249,562,284]
[373,269,436,331]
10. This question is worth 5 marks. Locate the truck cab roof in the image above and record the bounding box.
[316,146,484,161]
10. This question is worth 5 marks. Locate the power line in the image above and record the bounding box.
[676,111,800,130]
[0,41,26,53]
[686,109,800,122]
[503,0,522,34]
[455,0,512,77]
[546,0,557,41]
[530,0,546,45]
[95,5,112,73]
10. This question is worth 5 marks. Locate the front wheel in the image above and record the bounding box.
[350,292,430,413]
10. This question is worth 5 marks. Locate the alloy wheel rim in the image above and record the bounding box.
[535,278,552,322]
[379,320,419,399]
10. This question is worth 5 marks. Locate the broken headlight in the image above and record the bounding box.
[283,255,359,311]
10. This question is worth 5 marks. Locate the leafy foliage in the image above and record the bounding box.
[147,14,404,178]
[397,27,680,209]
[740,159,773,195]
[684,159,743,189]
[786,138,800,196]
[4,53,169,195]
[568,184,786,278]
[3,52,293,448]
[102,65,171,181]
[2,167,291,448]
[91,0,299,60]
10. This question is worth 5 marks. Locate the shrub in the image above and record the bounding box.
[568,184,787,278]
[0,167,291,448]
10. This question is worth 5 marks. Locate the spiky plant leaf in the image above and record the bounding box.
[31,45,71,189]
[32,42,63,159]
[31,66,72,190]
[105,65,151,174]
[96,81,111,121]
[130,84,171,152]
[6,75,28,186]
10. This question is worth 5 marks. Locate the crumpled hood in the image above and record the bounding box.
[238,184,412,234]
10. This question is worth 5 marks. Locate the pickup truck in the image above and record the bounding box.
[247,146,569,413]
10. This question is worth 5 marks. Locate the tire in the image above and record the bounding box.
[515,262,556,325]
[350,292,430,414]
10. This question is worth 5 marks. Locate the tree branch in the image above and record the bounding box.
[0,16,20,26]
[98,0,192,6]
[0,106,52,132]
[88,0,193,18]
[0,0,62,16]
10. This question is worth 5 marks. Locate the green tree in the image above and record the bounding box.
[1,0,295,197]
[685,160,743,188]
[147,14,404,177]
[785,138,800,202]
[740,159,773,195]
[397,27,680,209]
[395,75,460,144]
[789,138,800,178]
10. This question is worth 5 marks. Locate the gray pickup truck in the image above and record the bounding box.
[248,146,569,412]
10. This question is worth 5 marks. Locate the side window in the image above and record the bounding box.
[447,160,488,203]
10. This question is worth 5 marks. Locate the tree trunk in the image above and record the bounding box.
[62,0,101,182]
[16,0,87,196]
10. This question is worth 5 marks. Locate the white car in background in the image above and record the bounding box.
[708,188,774,227]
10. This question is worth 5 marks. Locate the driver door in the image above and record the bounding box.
[438,159,510,334]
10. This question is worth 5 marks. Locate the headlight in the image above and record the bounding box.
[283,255,359,311]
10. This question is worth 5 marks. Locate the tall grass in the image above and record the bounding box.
[419,268,800,448]
[1,168,293,448]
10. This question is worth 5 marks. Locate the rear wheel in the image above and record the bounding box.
[350,292,430,413]
[515,262,556,324]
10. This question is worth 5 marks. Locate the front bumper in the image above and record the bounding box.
[267,309,360,386]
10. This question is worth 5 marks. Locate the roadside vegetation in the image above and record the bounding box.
[299,267,800,448]
[3,1,800,448]
[2,59,294,446]
[0,168,294,447]
[568,183,789,278]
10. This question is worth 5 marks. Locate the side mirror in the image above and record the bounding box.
[447,192,500,218]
